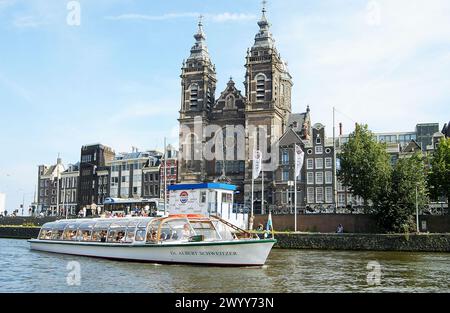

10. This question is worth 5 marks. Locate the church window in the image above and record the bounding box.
[256,74,265,101]
[190,84,198,107]
[207,87,212,108]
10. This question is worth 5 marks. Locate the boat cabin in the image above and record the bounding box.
[168,183,248,229]
[37,215,253,244]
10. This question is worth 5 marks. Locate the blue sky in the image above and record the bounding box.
[0,0,449,211]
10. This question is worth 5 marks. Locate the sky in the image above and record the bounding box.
[0,0,449,212]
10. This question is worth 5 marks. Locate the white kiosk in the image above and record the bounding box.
[168,183,248,230]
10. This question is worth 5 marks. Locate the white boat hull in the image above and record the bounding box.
[29,239,276,266]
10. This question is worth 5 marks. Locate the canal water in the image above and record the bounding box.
[0,239,449,293]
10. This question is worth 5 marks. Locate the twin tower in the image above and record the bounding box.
[178,7,293,200]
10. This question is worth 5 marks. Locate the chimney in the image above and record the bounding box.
[339,123,343,136]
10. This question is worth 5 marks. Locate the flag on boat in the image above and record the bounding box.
[266,212,273,231]
[294,144,305,178]
[252,150,262,179]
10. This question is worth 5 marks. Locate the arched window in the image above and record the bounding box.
[256,74,266,101]
[190,84,199,107]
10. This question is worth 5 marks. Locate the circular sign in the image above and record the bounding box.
[179,191,189,204]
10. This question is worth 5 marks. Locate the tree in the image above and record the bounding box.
[375,153,429,232]
[428,138,450,206]
[338,124,392,206]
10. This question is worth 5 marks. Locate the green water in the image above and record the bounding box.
[0,239,449,292]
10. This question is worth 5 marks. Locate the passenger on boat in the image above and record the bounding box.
[182,224,192,239]
[100,231,107,242]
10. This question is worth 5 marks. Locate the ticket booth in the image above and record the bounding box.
[168,183,248,229]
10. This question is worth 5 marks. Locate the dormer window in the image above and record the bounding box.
[256,74,265,101]
[190,84,198,107]
[316,135,321,145]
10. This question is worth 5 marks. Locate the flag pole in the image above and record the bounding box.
[261,169,264,215]
[294,144,297,232]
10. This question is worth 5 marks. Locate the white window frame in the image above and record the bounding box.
[316,187,324,203]
[315,146,323,154]
[315,172,323,184]
[315,158,323,169]
[307,187,314,204]
[325,187,333,203]
[325,171,332,184]
[325,157,332,169]
[307,159,314,169]
[307,172,314,185]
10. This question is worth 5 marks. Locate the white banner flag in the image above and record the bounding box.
[294,145,304,178]
[252,150,262,179]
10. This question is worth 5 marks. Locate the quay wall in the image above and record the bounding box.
[254,214,450,233]
[0,216,58,226]
[273,233,450,252]
[0,226,40,239]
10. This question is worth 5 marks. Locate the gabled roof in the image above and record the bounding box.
[278,127,303,147]
[402,140,421,153]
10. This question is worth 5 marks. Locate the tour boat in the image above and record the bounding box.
[29,183,276,266]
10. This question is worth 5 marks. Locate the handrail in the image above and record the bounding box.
[210,215,256,239]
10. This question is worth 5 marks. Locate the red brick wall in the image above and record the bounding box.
[254,214,450,233]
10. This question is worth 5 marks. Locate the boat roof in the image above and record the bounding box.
[167,183,237,191]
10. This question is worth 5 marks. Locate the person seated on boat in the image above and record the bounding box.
[82,232,90,241]
[171,230,179,240]
[100,231,107,242]
[182,223,192,240]
[116,231,125,242]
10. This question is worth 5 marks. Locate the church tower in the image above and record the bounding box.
[244,2,293,203]
[179,17,217,182]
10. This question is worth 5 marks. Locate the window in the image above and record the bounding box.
[190,84,199,106]
[315,158,323,169]
[337,181,345,192]
[325,171,332,184]
[325,148,331,154]
[256,74,265,101]
[325,187,333,203]
[307,172,314,185]
[316,136,321,145]
[307,149,313,155]
[307,159,313,169]
[325,158,332,169]
[347,194,353,204]
[316,187,324,203]
[282,150,289,165]
[315,146,323,154]
[338,194,345,206]
[282,169,289,181]
[315,172,323,184]
[307,187,314,204]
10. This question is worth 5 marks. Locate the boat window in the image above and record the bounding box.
[158,219,194,242]
[63,223,80,241]
[146,219,161,242]
[107,223,127,243]
[39,223,56,240]
[92,221,112,242]
[135,227,147,242]
[51,223,70,240]
[76,222,96,241]
[190,220,219,240]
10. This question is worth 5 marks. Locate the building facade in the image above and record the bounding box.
[59,163,79,216]
[108,149,157,199]
[78,144,115,212]
[178,6,293,204]
[142,152,162,199]
[37,158,65,216]
[160,145,179,201]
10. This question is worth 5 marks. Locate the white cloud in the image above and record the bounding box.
[13,15,48,28]
[277,0,450,133]
[105,12,256,23]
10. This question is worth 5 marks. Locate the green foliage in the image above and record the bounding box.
[374,153,428,232]
[428,138,450,204]
[338,124,391,204]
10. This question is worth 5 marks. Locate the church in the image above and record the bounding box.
[178,5,316,209]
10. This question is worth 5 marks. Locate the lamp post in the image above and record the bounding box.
[416,185,420,233]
